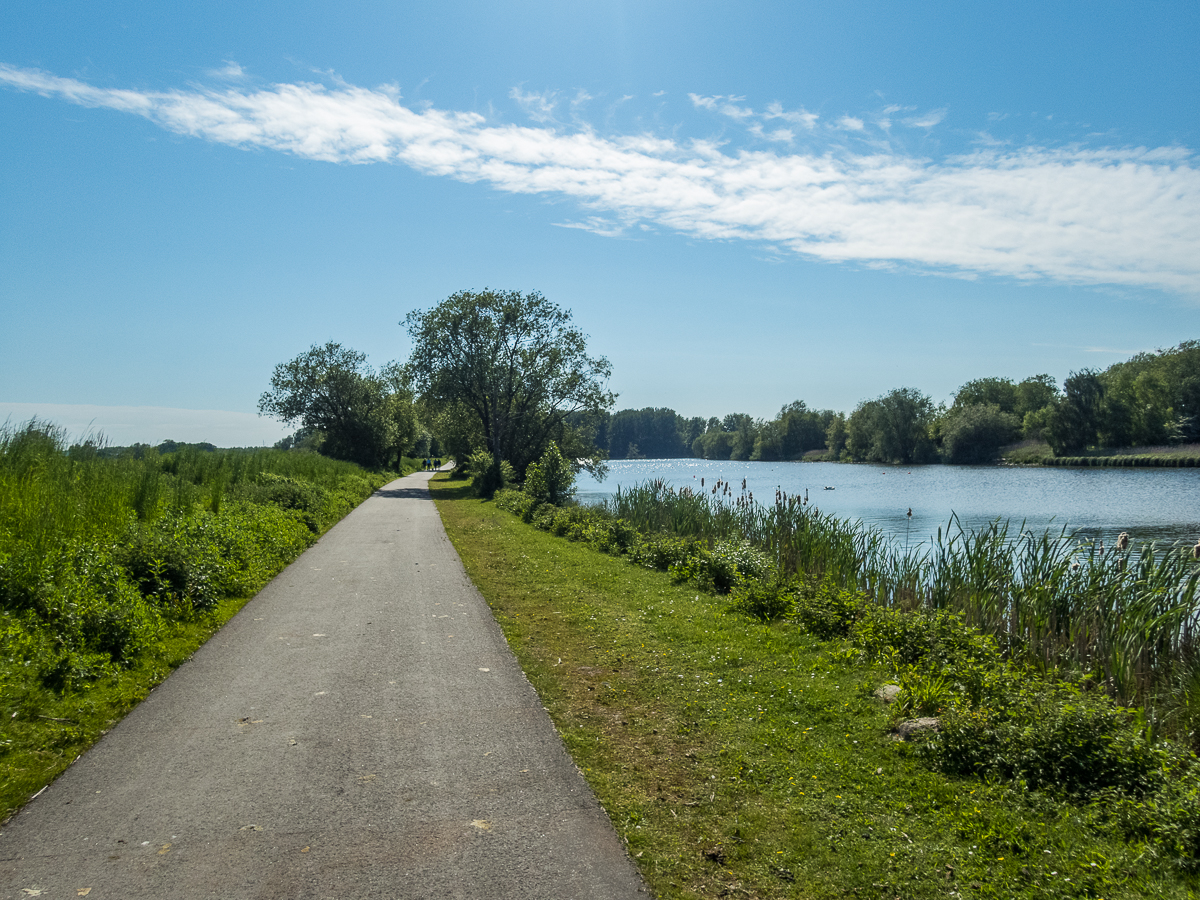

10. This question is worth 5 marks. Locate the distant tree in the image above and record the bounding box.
[953,378,1018,414]
[681,416,708,449]
[845,388,936,464]
[404,289,614,495]
[1015,375,1058,419]
[259,342,407,467]
[1045,370,1104,455]
[940,403,1021,463]
[750,419,783,461]
[606,408,689,459]
[825,413,848,459]
[692,430,736,460]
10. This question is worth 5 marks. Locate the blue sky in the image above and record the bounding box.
[2,1,1198,445]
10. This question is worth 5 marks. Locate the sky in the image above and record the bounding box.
[2,1,1198,446]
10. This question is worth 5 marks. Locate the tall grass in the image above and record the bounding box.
[604,477,1200,730]
[0,420,392,698]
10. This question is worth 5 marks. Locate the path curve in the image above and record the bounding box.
[0,471,648,899]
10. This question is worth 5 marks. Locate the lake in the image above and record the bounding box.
[575,459,1200,550]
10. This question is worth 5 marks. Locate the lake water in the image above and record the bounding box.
[575,459,1200,550]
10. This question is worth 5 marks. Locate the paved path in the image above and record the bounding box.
[0,472,647,899]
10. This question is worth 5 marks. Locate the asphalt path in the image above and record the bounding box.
[0,471,648,899]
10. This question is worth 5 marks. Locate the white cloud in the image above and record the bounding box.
[835,115,865,131]
[689,93,755,120]
[748,122,794,143]
[3,63,1199,294]
[510,86,558,122]
[207,61,247,81]
[764,101,818,129]
[905,108,947,129]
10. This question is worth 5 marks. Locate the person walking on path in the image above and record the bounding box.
[0,470,647,899]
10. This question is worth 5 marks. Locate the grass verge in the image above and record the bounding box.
[431,473,1196,900]
[0,433,412,822]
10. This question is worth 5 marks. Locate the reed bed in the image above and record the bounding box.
[604,478,1200,723]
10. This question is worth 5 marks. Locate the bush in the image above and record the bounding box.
[466,450,516,498]
[627,534,696,572]
[523,442,575,506]
[852,605,997,669]
[791,580,870,639]
[669,540,771,594]
[930,690,1171,799]
[731,579,794,621]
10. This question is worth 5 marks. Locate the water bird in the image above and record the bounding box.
[824,486,835,491]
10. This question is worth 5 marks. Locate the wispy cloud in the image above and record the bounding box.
[206,61,247,81]
[3,63,1198,293]
[689,93,755,120]
[905,108,947,129]
[510,86,558,122]
[763,101,818,129]
[835,115,865,131]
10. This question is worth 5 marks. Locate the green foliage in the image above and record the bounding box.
[845,387,937,464]
[465,449,516,498]
[626,534,696,572]
[1046,369,1105,454]
[939,402,1022,463]
[791,579,871,639]
[730,578,794,621]
[522,442,576,505]
[404,289,614,479]
[667,540,770,594]
[953,377,1019,413]
[606,407,691,459]
[258,341,419,468]
[0,421,388,703]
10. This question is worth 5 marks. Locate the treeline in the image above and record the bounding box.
[597,341,1200,465]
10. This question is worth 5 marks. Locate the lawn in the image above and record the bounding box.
[431,473,1192,900]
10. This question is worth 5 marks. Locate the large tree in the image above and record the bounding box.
[403,290,614,491]
[258,342,418,468]
[845,387,937,464]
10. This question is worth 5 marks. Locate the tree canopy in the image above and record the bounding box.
[403,289,614,489]
[257,342,418,468]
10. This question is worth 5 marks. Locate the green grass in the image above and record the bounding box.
[431,475,1196,900]
[0,421,410,820]
[2,592,255,819]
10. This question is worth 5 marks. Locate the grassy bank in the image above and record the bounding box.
[0,422,409,819]
[432,475,1198,900]
[1000,441,1200,467]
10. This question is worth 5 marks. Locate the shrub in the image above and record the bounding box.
[669,540,770,594]
[494,488,537,521]
[852,604,998,669]
[466,450,516,498]
[627,534,696,572]
[929,690,1171,799]
[792,580,870,639]
[731,579,794,622]
[523,442,575,506]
